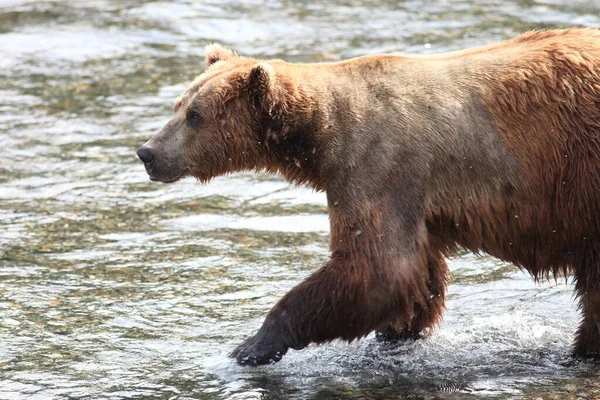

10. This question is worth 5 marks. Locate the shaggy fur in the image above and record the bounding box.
[137,28,600,365]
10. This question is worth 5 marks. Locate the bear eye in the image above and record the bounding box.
[187,110,201,123]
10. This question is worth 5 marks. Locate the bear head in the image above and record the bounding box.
[137,44,322,188]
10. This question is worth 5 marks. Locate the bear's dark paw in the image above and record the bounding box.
[230,330,289,366]
[375,324,430,343]
[375,326,411,343]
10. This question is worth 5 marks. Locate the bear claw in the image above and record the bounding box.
[230,331,288,366]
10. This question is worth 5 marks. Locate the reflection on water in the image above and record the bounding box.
[1,0,600,399]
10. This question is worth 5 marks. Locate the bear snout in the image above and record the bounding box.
[136,145,185,184]
[136,146,155,165]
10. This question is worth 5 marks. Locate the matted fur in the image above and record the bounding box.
[138,28,600,365]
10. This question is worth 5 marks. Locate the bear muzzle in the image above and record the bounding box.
[136,145,184,184]
[136,146,155,164]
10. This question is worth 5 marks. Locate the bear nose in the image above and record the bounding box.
[137,146,155,164]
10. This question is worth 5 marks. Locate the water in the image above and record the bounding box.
[1,1,600,399]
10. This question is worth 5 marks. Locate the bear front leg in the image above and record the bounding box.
[231,253,430,365]
[375,250,448,342]
[231,203,431,365]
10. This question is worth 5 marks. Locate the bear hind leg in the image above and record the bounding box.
[574,287,600,357]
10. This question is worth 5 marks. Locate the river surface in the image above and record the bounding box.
[1,1,600,399]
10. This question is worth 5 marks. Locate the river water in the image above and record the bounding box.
[1,1,600,399]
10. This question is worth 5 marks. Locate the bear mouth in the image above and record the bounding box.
[144,163,186,184]
[149,175,182,184]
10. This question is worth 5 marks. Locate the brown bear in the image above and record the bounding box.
[137,28,600,366]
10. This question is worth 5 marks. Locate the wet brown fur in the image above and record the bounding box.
[142,30,600,364]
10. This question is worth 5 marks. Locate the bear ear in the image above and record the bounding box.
[247,62,289,116]
[204,43,238,66]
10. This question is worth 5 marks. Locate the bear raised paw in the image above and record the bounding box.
[138,29,600,365]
